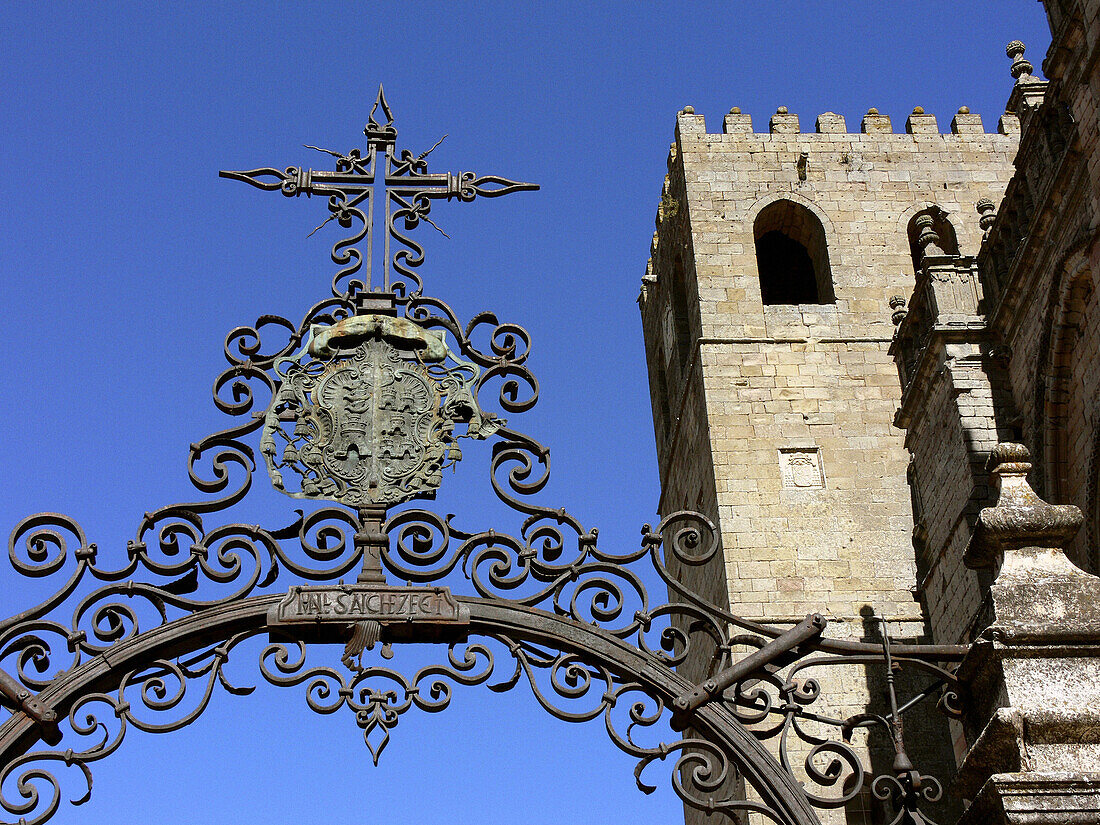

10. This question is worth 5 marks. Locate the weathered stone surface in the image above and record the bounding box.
[957,772,1100,825]
[640,2,1100,822]
[953,439,1100,814]
[965,444,1083,573]
[955,707,1100,798]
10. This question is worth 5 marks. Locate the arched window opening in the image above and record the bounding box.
[1041,262,1098,571]
[906,208,960,271]
[754,200,834,305]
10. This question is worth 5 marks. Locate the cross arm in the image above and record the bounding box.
[219,166,376,197]
[386,170,538,203]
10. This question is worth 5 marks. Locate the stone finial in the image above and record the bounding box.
[913,213,947,259]
[906,107,938,135]
[815,112,846,133]
[1003,41,1047,121]
[861,108,892,134]
[770,106,799,133]
[723,108,753,134]
[889,295,908,327]
[950,106,984,135]
[976,198,998,238]
[1006,40,1034,83]
[676,107,705,136]
[955,442,1100,816]
[964,443,1084,574]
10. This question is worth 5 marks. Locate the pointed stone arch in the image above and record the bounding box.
[1038,251,1098,570]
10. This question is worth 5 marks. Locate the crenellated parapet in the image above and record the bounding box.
[665,102,1021,139]
[643,100,1018,344]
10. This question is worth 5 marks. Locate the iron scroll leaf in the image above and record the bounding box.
[260,314,502,507]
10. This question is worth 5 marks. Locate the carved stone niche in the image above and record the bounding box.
[954,443,1100,825]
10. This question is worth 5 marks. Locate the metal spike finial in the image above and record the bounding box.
[366,84,396,145]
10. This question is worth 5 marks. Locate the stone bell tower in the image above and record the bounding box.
[639,101,1021,824]
[639,102,1019,645]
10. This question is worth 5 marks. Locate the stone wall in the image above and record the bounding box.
[640,106,1018,825]
[640,109,1017,622]
[980,8,1100,575]
[641,3,1100,821]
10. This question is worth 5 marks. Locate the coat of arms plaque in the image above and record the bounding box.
[260,314,501,507]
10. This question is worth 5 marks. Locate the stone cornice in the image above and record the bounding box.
[893,323,990,432]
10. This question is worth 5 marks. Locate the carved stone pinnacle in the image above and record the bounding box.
[889,295,908,327]
[914,213,947,259]
[976,197,997,237]
[1006,40,1034,82]
[963,443,1084,574]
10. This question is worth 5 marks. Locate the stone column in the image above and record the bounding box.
[953,443,1100,823]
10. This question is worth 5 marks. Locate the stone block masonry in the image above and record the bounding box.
[640,103,1019,825]
[644,3,1100,821]
[641,104,1016,631]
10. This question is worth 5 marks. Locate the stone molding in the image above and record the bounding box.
[958,772,1100,825]
[953,442,1100,822]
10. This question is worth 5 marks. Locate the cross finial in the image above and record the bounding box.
[220,88,538,304]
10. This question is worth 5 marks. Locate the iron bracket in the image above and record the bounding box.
[0,667,61,745]
[671,613,826,729]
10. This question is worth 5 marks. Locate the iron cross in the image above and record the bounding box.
[221,86,538,302]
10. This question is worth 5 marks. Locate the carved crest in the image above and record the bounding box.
[261,315,501,507]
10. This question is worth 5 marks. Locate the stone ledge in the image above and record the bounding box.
[958,771,1100,825]
[955,708,1100,798]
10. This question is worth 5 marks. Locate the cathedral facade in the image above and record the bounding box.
[640,0,1100,822]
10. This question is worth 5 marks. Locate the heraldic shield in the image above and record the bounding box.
[260,315,502,507]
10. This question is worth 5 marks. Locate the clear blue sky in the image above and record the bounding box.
[0,3,1052,823]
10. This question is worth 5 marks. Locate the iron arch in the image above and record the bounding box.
[0,96,963,825]
[0,593,823,825]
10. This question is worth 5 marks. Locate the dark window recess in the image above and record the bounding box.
[756,230,820,304]
[753,199,834,305]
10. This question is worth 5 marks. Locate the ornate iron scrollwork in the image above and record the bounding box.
[0,93,967,825]
[220,85,538,301]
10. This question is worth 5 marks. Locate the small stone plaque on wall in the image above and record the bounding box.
[779,447,825,489]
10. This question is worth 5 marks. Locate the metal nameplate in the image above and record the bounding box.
[268,585,469,626]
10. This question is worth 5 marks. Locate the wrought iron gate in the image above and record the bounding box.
[0,91,962,825]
